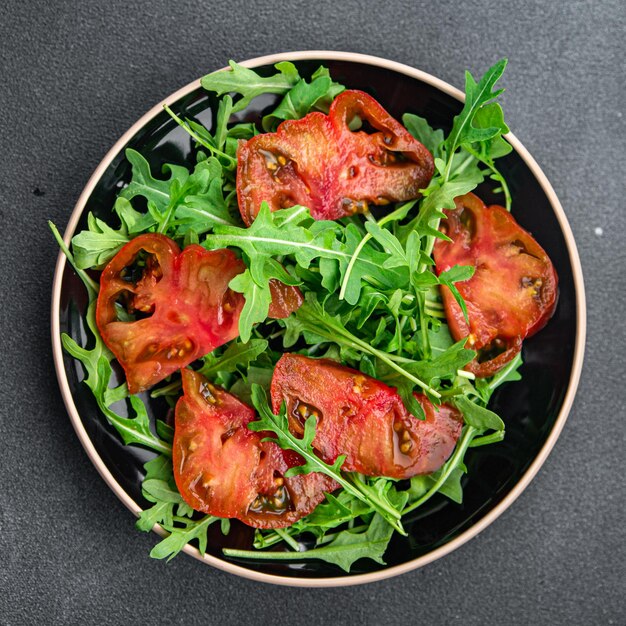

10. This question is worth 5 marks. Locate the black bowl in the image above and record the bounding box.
[51,51,585,586]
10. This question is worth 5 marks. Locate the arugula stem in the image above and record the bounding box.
[349,339,441,399]
[297,447,404,533]
[487,352,522,392]
[344,473,404,526]
[254,529,294,550]
[403,426,476,514]
[464,144,512,210]
[49,221,99,294]
[317,524,368,545]
[225,523,387,561]
[338,203,413,301]
[222,547,317,561]
[456,369,475,380]
[163,104,236,165]
[274,528,301,551]
[469,431,505,447]
[150,379,182,398]
[99,401,172,456]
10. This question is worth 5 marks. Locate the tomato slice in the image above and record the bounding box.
[173,369,336,528]
[96,234,301,393]
[270,354,463,479]
[433,193,558,377]
[237,89,435,225]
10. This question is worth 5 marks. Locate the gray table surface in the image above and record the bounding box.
[1,0,624,624]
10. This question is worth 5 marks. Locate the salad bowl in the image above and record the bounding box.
[51,51,585,586]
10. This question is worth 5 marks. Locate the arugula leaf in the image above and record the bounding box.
[339,201,416,301]
[404,424,476,514]
[466,102,513,209]
[444,59,508,170]
[201,60,300,113]
[409,466,465,504]
[214,95,234,151]
[71,211,130,269]
[400,60,509,275]
[403,113,444,157]
[225,513,394,572]
[203,203,408,337]
[438,264,475,323]
[454,395,505,433]
[198,338,268,379]
[149,515,219,561]
[228,269,273,343]
[71,196,160,270]
[475,352,523,404]
[173,158,237,235]
[395,380,426,420]
[50,222,170,456]
[262,66,345,130]
[120,148,188,213]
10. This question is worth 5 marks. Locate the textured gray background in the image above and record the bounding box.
[1,0,624,624]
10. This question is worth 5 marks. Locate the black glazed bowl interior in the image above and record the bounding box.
[52,52,585,586]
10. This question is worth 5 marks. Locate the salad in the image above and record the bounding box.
[51,58,558,572]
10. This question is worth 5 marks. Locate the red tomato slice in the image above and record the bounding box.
[237,90,435,225]
[96,234,301,393]
[270,354,463,479]
[173,369,336,528]
[433,193,558,377]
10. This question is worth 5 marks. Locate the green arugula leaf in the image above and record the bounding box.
[409,466,465,504]
[120,148,188,213]
[71,212,130,269]
[395,380,426,420]
[149,515,219,561]
[410,339,475,384]
[403,113,444,157]
[475,352,523,404]
[228,269,273,343]
[454,395,505,432]
[214,95,234,151]
[225,513,394,572]
[466,102,513,209]
[51,222,170,456]
[173,157,237,235]
[438,264,475,323]
[201,60,300,113]
[262,66,345,130]
[198,338,268,379]
[444,59,508,165]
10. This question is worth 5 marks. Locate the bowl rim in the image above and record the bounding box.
[50,50,586,587]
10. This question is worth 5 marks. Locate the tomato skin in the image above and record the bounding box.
[270,354,463,479]
[96,234,301,393]
[237,89,435,225]
[173,369,336,528]
[433,193,558,377]
[268,278,303,320]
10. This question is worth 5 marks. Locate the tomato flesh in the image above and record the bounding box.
[433,193,558,377]
[173,369,336,528]
[237,89,435,225]
[270,354,463,479]
[96,234,301,393]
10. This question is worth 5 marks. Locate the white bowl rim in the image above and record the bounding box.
[50,50,586,587]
